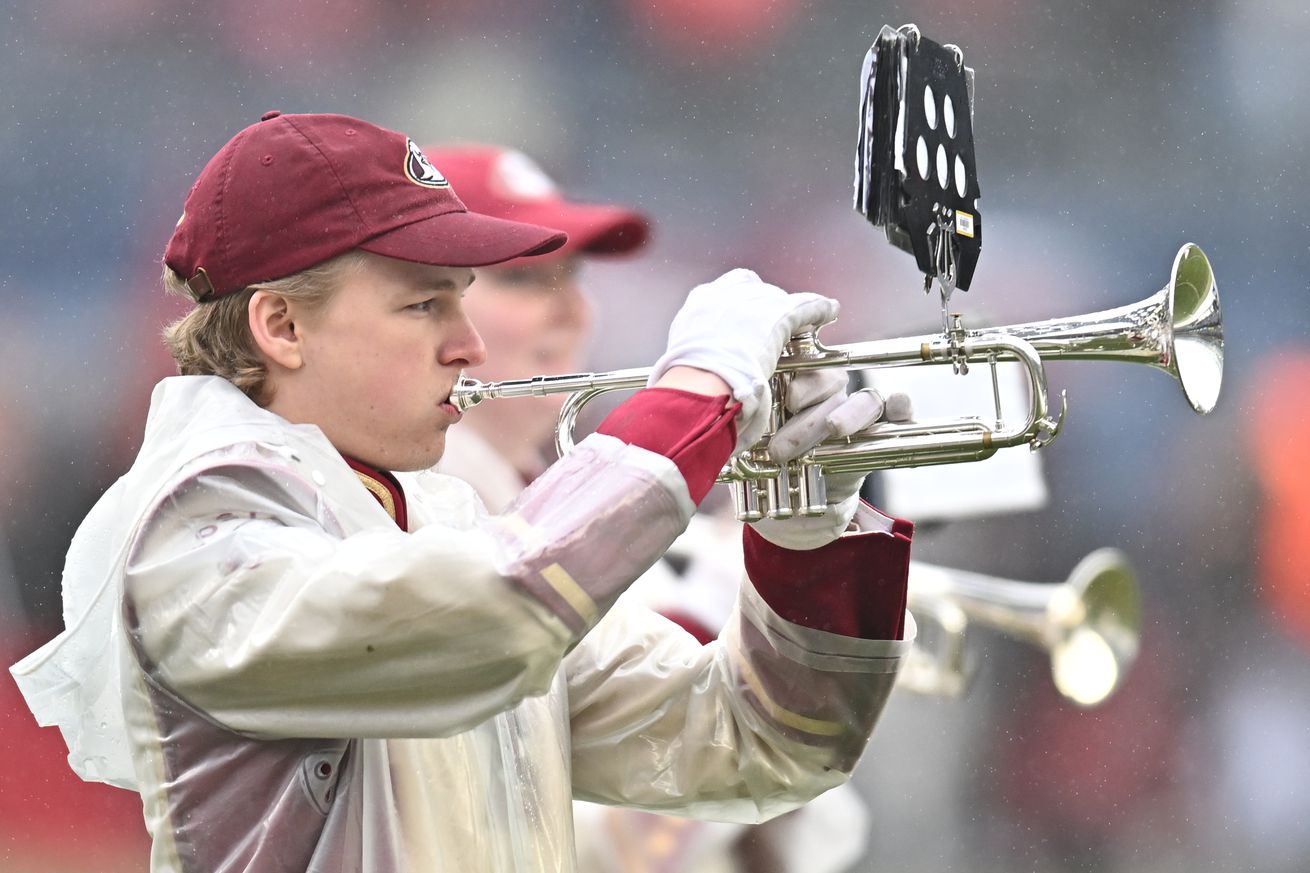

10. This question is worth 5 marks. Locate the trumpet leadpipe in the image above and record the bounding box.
[451,367,649,411]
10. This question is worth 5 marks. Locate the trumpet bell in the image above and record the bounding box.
[1002,242,1223,415]
[903,548,1140,706]
[1046,548,1141,706]
[1168,242,1224,415]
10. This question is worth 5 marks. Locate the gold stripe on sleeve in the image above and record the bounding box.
[539,563,599,626]
[736,656,844,737]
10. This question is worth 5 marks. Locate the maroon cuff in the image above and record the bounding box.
[742,504,914,640]
[597,388,739,505]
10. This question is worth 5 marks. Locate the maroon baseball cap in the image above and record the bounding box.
[421,144,650,257]
[165,112,568,301]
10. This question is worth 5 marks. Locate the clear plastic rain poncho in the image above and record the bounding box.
[11,376,910,873]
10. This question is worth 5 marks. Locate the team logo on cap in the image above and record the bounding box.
[405,139,450,189]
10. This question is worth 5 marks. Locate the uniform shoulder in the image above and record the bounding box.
[149,443,329,533]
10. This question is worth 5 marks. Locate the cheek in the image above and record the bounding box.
[343,338,434,407]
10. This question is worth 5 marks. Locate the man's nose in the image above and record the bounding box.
[444,315,487,368]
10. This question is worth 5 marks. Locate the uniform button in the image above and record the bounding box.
[317,761,332,778]
[312,470,327,486]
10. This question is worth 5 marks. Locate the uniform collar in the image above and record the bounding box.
[342,455,409,531]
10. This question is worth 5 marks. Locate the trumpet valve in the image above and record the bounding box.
[730,478,765,523]
[766,466,796,520]
[797,462,829,517]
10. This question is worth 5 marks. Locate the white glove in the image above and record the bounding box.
[648,269,839,451]
[750,369,912,550]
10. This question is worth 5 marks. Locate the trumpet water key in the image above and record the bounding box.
[450,243,1222,522]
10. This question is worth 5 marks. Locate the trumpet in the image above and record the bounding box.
[451,243,1222,522]
[898,549,1140,707]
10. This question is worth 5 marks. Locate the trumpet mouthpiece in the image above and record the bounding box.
[450,376,488,413]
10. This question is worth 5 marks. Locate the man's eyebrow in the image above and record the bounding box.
[415,271,475,293]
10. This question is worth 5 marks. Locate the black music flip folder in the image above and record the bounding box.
[855,24,982,294]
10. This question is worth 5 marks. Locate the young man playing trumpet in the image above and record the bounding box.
[11,112,914,873]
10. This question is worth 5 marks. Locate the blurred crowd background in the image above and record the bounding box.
[2,1,1308,871]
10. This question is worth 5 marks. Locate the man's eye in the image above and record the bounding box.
[408,299,435,313]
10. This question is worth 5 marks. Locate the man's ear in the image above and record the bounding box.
[249,290,303,371]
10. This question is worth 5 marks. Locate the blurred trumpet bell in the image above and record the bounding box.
[904,548,1141,707]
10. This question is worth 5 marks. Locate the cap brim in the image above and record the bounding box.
[358,209,567,268]
[505,201,650,257]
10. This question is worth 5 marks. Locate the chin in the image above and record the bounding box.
[360,424,447,473]
[398,438,447,472]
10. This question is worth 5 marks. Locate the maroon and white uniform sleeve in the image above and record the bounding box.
[566,391,915,823]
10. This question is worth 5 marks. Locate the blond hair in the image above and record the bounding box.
[161,250,368,405]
